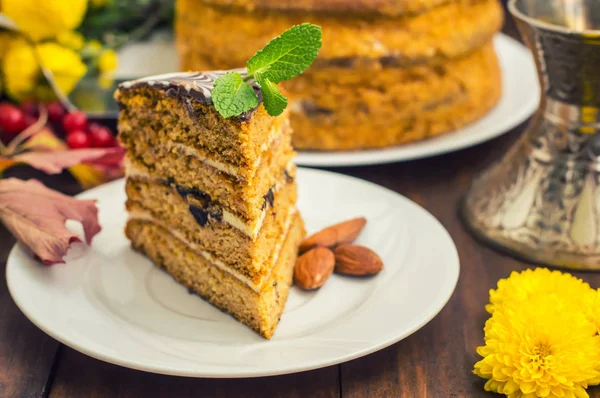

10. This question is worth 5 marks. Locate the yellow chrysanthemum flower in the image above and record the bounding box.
[486,268,594,316]
[3,39,86,100]
[1,0,87,41]
[98,49,118,74]
[474,294,600,398]
[583,289,600,335]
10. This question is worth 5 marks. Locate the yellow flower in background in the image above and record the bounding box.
[3,39,86,100]
[486,268,593,316]
[97,75,114,90]
[1,0,87,41]
[84,40,104,56]
[2,38,38,99]
[474,294,600,398]
[98,49,118,74]
[0,32,15,59]
[57,31,85,51]
[38,43,87,98]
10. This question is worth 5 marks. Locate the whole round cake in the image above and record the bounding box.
[176,0,504,150]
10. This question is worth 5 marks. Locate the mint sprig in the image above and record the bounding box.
[260,78,288,116]
[213,23,322,118]
[246,23,322,84]
[212,72,260,119]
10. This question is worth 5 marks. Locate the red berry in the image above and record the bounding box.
[0,103,27,136]
[20,101,39,117]
[89,125,115,148]
[63,111,88,133]
[47,102,65,124]
[24,115,38,129]
[87,122,102,134]
[66,130,91,149]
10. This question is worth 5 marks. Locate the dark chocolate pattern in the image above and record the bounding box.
[189,206,210,226]
[118,70,262,122]
[262,188,275,210]
[159,179,223,227]
[156,177,278,228]
[176,185,212,204]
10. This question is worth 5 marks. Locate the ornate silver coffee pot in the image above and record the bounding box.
[462,0,600,269]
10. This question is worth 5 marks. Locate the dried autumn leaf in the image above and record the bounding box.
[0,178,101,265]
[10,147,125,175]
[0,158,15,175]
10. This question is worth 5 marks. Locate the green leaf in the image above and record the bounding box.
[247,23,322,84]
[259,78,288,117]
[212,72,259,118]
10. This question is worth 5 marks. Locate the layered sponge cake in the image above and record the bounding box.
[115,71,305,339]
[176,0,504,150]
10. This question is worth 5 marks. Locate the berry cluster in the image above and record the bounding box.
[0,101,118,149]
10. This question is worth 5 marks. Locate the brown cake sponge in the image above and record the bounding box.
[196,0,454,16]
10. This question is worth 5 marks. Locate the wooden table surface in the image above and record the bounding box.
[2,7,600,398]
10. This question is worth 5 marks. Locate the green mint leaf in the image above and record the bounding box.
[259,78,288,116]
[212,72,259,118]
[247,23,322,84]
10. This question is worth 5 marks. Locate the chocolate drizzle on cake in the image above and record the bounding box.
[118,70,263,121]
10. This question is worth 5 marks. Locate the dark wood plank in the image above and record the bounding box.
[49,346,339,398]
[338,130,600,398]
[0,225,60,397]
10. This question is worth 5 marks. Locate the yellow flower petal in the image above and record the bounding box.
[504,379,520,394]
[37,43,87,97]
[2,38,38,99]
[57,31,85,51]
[3,39,86,100]
[98,49,118,74]
[537,385,551,397]
[2,0,87,41]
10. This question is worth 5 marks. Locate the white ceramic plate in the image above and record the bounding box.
[6,168,459,378]
[295,34,540,167]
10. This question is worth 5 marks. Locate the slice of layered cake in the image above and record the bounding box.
[115,71,305,338]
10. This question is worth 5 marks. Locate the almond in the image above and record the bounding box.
[334,244,383,276]
[299,217,367,253]
[294,247,335,290]
[299,227,337,253]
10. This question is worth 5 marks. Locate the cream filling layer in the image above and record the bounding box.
[128,207,297,292]
[125,160,294,240]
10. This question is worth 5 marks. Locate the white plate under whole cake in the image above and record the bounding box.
[115,33,539,167]
[6,168,459,378]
